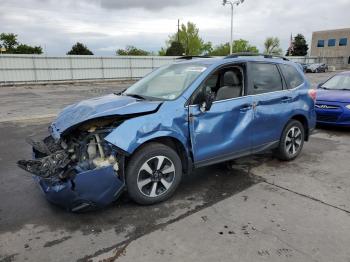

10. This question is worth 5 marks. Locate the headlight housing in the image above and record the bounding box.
[346,105,350,110]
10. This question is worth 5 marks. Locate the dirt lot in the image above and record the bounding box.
[0,72,349,262]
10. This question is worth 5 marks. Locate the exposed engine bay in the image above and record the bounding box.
[17,120,126,212]
[18,129,119,180]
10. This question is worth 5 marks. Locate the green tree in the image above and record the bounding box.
[162,21,211,55]
[209,39,259,56]
[290,34,308,56]
[0,33,43,54]
[14,44,43,54]
[208,42,230,56]
[116,45,149,56]
[67,42,93,55]
[232,39,259,53]
[165,41,185,56]
[158,47,167,56]
[0,33,18,52]
[202,41,213,55]
[264,37,282,55]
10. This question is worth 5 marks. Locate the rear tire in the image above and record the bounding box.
[126,142,182,205]
[275,120,305,161]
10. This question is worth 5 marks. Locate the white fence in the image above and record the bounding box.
[0,54,348,85]
[0,55,177,84]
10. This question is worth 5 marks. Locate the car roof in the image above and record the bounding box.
[175,56,296,67]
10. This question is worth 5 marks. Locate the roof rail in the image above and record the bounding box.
[225,52,289,61]
[176,55,212,60]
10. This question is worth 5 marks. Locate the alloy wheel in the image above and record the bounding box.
[285,126,303,156]
[137,156,176,198]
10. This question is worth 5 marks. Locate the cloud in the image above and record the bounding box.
[0,0,349,55]
[100,0,201,10]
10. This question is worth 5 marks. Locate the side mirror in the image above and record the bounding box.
[317,83,323,89]
[199,92,215,112]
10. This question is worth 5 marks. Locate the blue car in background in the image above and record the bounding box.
[316,71,350,126]
[18,54,316,212]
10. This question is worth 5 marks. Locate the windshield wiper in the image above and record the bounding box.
[113,88,127,95]
[123,93,147,100]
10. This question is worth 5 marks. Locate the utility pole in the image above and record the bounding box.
[222,0,245,54]
[177,19,180,42]
[230,4,233,54]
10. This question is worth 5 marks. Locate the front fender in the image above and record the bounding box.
[105,105,189,155]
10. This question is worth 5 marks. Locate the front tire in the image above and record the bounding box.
[276,120,305,161]
[126,143,183,205]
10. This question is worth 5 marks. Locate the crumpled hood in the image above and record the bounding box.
[51,94,162,135]
[316,89,350,103]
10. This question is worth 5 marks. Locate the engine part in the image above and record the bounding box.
[94,134,105,159]
[19,128,121,182]
[87,138,97,159]
[26,137,51,155]
[17,150,71,179]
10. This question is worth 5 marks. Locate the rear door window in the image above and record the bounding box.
[248,63,283,95]
[280,64,304,89]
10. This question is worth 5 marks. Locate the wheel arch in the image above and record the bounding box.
[127,136,193,175]
[290,114,310,141]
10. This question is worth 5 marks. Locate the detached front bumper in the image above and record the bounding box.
[35,165,125,212]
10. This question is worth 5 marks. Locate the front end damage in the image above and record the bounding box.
[18,120,126,212]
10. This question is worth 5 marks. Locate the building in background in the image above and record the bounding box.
[311,28,350,63]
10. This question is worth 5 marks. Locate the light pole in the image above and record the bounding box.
[222,0,245,54]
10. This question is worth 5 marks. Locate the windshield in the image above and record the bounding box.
[123,63,207,100]
[321,74,350,90]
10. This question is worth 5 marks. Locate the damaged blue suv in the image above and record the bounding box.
[18,54,316,212]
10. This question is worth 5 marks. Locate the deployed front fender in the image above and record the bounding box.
[105,105,189,155]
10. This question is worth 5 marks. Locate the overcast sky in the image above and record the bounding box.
[0,0,349,55]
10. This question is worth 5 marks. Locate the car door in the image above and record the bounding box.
[188,64,254,167]
[247,62,291,151]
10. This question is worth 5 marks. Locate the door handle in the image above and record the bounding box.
[281,96,292,103]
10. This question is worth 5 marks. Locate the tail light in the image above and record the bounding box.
[308,89,317,102]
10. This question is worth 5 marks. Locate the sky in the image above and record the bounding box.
[0,0,349,56]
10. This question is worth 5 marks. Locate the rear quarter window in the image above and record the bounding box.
[280,64,304,89]
[248,63,283,95]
